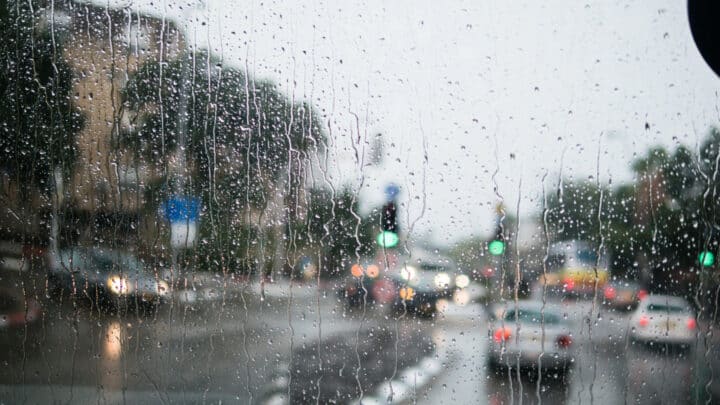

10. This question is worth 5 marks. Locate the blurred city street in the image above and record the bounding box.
[1,0,720,403]
[0,269,710,404]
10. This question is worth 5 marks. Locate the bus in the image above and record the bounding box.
[538,240,609,296]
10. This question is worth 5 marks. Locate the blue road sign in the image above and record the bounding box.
[163,196,201,223]
[385,183,399,200]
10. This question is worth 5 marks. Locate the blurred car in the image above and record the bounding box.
[0,287,41,332]
[629,295,696,346]
[602,280,647,310]
[47,247,170,311]
[339,249,464,316]
[487,301,574,371]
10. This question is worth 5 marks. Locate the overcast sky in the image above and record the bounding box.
[97,0,719,246]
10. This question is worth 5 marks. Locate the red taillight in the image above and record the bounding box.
[556,335,573,348]
[637,290,648,300]
[687,318,696,330]
[493,327,512,343]
[604,286,616,300]
[639,315,649,327]
[563,277,575,291]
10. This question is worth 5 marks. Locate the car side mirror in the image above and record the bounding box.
[689,0,720,76]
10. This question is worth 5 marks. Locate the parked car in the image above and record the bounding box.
[487,301,575,372]
[602,279,647,310]
[629,294,696,347]
[0,287,41,332]
[47,247,170,311]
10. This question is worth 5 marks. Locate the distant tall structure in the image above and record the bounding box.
[0,1,184,248]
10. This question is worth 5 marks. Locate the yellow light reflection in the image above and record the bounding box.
[435,298,449,313]
[104,321,122,361]
[399,286,415,300]
[453,289,470,306]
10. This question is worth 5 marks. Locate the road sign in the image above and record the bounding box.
[170,221,198,249]
[163,196,201,222]
[385,183,399,200]
[163,196,201,248]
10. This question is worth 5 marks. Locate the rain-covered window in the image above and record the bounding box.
[0,0,719,404]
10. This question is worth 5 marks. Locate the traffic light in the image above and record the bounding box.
[376,231,399,248]
[489,226,505,256]
[377,201,399,248]
[382,202,397,232]
[699,251,715,267]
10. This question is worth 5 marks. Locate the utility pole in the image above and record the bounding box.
[165,2,204,281]
[50,167,63,257]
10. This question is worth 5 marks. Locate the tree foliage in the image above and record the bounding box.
[121,50,323,210]
[302,187,376,277]
[544,128,720,295]
[0,1,83,197]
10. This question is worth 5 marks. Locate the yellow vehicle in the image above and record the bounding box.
[539,241,609,295]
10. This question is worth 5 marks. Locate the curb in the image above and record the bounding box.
[259,350,450,405]
[351,352,448,405]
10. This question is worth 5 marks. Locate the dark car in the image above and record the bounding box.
[339,250,461,317]
[47,248,170,312]
[0,287,41,332]
[602,279,647,310]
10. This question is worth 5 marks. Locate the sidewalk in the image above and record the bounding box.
[167,272,339,303]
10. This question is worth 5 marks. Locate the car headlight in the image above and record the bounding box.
[455,274,470,289]
[107,275,133,295]
[351,264,364,278]
[157,280,170,297]
[400,266,417,281]
[366,265,380,278]
[434,272,451,288]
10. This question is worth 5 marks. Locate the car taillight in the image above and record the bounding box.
[556,335,573,348]
[493,327,512,343]
[563,277,575,291]
[604,286,616,300]
[637,289,648,300]
[639,315,649,327]
[687,318,696,330]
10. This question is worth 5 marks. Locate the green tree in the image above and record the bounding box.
[122,49,325,274]
[0,1,83,198]
[302,187,376,278]
[630,129,720,294]
[122,50,323,209]
[543,128,720,298]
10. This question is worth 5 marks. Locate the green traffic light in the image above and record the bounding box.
[377,231,399,248]
[699,251,715,267]
[489,240,505,256]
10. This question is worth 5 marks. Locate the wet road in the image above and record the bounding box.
[0,274,713,404]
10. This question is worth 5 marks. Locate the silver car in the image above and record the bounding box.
[487,301,574,371]
[629,295,696,346]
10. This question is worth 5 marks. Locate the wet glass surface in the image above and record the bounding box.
[0,1,719,404]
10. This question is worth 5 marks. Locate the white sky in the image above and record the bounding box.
[99,0,719,246]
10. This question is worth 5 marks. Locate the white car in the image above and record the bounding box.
[487,301,574,371]
[629,295,697,346]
